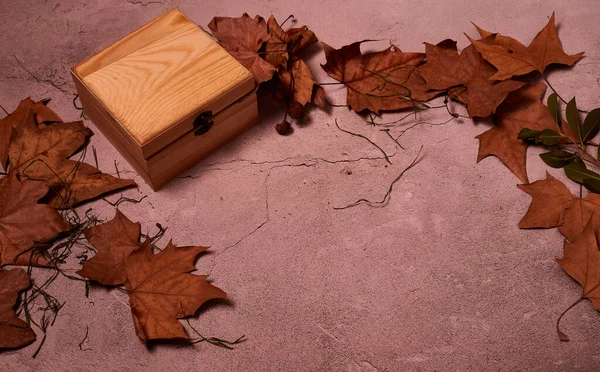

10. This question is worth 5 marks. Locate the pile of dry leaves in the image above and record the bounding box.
[0,101,230,354]
[1,10,599,356]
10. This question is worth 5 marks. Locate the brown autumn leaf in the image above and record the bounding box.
[123,239,227,342]
[517,171,600,242]
[208,13,276,85]
[0,268,36,349]
[476,82,567,183]
[7,107,134,209]
[0,98,63,171]
[321,41,439,113]
[264,15,318,69]
[77,209,141,285]
[470,13,584,81]
[0,175,69,266]
[278,59,325,108]
[555,215,600,340]
[418,38,525,118]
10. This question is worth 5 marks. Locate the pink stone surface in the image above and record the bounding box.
[2,0,600,370]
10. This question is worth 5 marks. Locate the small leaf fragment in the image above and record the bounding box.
[0,268,36,349]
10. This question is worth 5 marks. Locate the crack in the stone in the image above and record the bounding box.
[14,55,69,93]
[207,162,317,274]
[126,0,166,5]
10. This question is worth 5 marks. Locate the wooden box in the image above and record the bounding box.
[71,8,257,190]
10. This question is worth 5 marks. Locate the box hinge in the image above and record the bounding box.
[193,110,214,136]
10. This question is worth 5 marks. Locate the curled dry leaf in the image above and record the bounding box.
[470,13,584,81]
[123,239,227,342]
[0,98,63,171]
[77,209,141,286]
[7,105,134,209]
[264,15,318,69]
[278,59,324,108]
[0,175,69,266]
[476,82,573,183]
[321,41,437,113]
[418,38,524,118]
[208,13,276,85]
[0,268,36,349]
[518,172,600,242]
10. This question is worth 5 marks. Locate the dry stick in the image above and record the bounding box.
[0,103,9,115]
[335,119,391,164]
[334,145,423,210]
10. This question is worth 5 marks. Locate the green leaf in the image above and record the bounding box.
[547,93,560,126]
[517,128,541,143]
[536,129,563,146]
[564,158,600,184]
[583,178,600,194]
[539,150,578,168]
[582,108,600,142]
[566,97,583,145]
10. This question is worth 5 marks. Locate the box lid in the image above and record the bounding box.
[72,8,254,158]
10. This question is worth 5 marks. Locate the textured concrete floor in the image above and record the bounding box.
[2,0,600,371]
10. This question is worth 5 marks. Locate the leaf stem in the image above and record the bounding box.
[556,296,583,341]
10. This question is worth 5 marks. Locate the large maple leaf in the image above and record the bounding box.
[7,108,134,209]
[417,38,524,118]
[77,209,141,285]
[518,172,600,242]
[123,239,227,342]
[470,12,584,81]
[208,13,276,85]
[476,82,568,183]
[0,175,69,266]
[320,41,439,113]
[0,268,36,349]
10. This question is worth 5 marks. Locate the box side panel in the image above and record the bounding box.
[147,93,258,190]
[72,72,155,188]
[73,8,189,78]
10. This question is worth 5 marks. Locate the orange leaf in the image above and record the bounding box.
[418,38,524,118]
[278,59,323,107]
[0,268,36,349]
[476,83,560,183]
[77,209,141,285]
[518,172,600,242]
[7,107,134,209]
[123,240,226,342]
[208,14,276,85]
[321,41,438,113]
[470,13,584,81]
[0,175,69,266]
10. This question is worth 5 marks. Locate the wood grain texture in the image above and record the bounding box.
[79,9,253,157]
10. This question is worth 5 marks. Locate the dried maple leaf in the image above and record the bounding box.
[77,209,141,285]
[470,13,584,81]
[0,268,36,349]
[278,59,325,108]
[555,216,600,340]
[123,239,226,342]
[0,175,69,266]
[518,172,600,242]
[321,41,439,113]
[208,13,276,85]
[476,82,570,183]
[418,38,524,118]
[7,109,134,209]
[0,98,63,171]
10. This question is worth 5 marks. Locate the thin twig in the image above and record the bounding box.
[334,145,423,209]
[335,119,391,164]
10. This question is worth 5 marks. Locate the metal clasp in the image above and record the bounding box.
[193,110,214,136]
